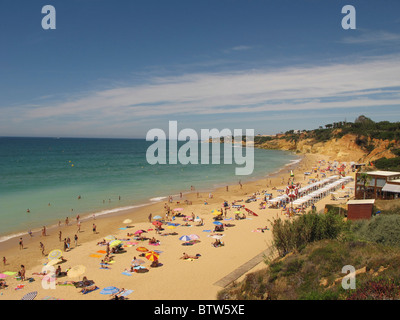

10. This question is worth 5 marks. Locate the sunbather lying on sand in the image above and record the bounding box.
[180,253,199,260]
[80,285,97,294]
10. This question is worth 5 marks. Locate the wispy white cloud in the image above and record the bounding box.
[2,54,400,136]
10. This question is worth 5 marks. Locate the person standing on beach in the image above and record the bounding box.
[77,220,81,233]
[63,239,67,252]
[19,238,23,250]
[59,231,62,242]
[67,237,71,250]
[20,265,25,281]
[148,213,152,223]
[3,256,6,266]
[40,242,45,256]
[92,223,97,234]
[65,217,69,226]
[74,234,78,247]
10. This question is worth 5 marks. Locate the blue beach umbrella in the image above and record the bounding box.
[153,215,162,220]
[213,221,223,226]
[100,286,120,295]
[179,235,191,241]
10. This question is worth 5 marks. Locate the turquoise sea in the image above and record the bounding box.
[0,137,299,241]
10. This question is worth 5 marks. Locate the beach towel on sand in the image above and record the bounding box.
[96,250,107,254]
[90,254,103,258]
[120,289,134,297]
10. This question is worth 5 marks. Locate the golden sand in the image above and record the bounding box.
[0,153,354,300]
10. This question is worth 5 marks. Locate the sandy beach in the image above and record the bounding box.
[0,152,355,300]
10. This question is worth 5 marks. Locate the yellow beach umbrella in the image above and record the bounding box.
[109,240,122,247]
[48,249,62,261]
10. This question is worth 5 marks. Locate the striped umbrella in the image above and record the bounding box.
[179,235,191,241]
[48,249,62,261]
[21,291,37,300]
[189,234,200,240]
[145,251,159,261]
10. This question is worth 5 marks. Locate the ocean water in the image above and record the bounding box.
[0,137,299,240]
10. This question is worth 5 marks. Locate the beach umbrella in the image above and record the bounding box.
[166,225,176,229]
[136,247,149,252]
[123,219,132,224]
[100,286,120,295]
[21,291,37,300]
[145,251,159,261]
[179,235,191,241]
[104,235,116,241]
[46,258,61,266]
[131,258,145,266]
[67,265,86,279]
[189,234,200,240]
[213,221,223,226]
[134,230,144,235]
[153,215,163,220]
[194,216,201,222]
[173,208,183,212]
[152,220,162,226]
[48,249,62,261]
[109,240,122,247]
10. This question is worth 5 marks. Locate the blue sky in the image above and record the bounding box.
[1,0,400,138]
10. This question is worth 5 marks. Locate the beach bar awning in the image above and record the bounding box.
[382,183,400,193]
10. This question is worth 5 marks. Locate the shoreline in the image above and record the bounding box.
[0,152,302,250]
[0,155,306,268]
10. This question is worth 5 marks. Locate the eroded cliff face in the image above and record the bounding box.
[256,134,398,163]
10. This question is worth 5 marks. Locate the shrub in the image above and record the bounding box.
[346,279,400,300]
[350,214,400,247]
[271,211,347,256]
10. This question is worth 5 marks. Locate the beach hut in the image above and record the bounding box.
[346,199,375,220]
